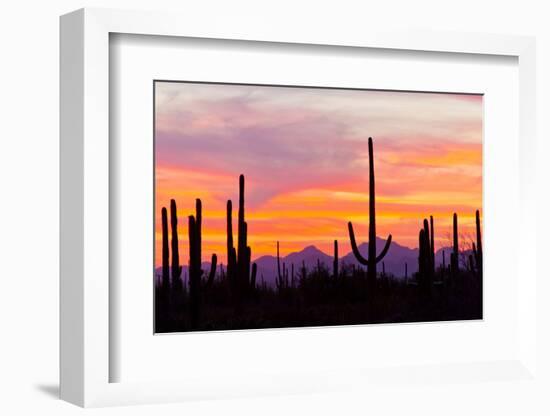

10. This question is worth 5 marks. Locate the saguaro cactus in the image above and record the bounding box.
[226,175,257,300]
[429,215,435,274]
[418,219,434,295]
[450,213,459,276]
[226,200,237,290]
[277,241,281,282]
[473,209,483,278]
[170,199,182,291]
[468,251,475,273]
[423,218,435,277]
[418,231,429,296]
[276,241,284,290]
[348,137,392,291]
[196,199,202,272]
[333,240,339,278]
[188,212,201,329]
[188,199,217,329]
[275,241,290,291]
[205,253,218,288]
[161,207,170,290]
[237,175,248,290]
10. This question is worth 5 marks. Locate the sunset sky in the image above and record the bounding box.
[155,82,482,266]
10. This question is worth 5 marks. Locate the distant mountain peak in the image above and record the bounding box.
[300,245,323,253]
[353,236,414,251]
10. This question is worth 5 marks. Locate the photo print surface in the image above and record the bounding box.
[154,81,483,333]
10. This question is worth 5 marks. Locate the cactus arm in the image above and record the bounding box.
[245,245,252,287]
[206,253,217,287]
[375,235,392,263]
[347,222,370,266]
[170,199,183,291]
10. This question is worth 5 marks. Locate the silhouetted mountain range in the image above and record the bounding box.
[155,237,473,287]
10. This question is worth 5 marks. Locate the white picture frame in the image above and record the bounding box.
[60,7,537,407]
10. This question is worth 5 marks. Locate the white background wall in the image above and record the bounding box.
[0,1,548,414]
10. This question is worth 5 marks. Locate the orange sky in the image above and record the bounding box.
[155,82,482,266]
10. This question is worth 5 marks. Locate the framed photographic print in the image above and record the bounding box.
[153,81,483,334]
[60,8,538,408]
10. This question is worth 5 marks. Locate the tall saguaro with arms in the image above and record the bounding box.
[347,137,392,294]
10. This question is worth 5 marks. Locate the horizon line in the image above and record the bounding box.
[154,238,473,268]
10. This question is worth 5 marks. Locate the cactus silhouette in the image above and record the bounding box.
[333,240,339,278]
[226,175,257,301]
[450,213,459,276]
[188,199,217,329]
[188,212,201,329]
[276,241,284,290]
[170,199,182,291]
[277,241,281,282]
[161,207,170,290]
[205,253,217,288]
[418,228,430,294]
[424,218,435,278]
[237,175,247,289]
[418,218,434,295]
[347,137,392,291]
[276,262,287,290]
[429,215,435,275]
[226,200,237,294]
[275,241,290,291]
[473,209,483,277]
